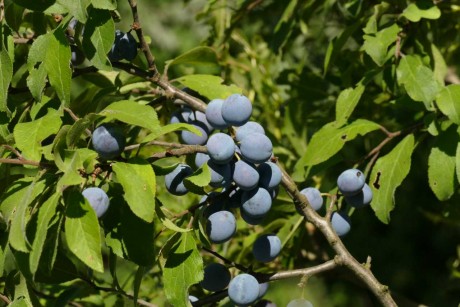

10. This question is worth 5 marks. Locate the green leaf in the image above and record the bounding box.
[57,149,98,191]
[91,0,117,10]
[57,0,90,22]
[27,63,48,102]
[402,1,441,22]
[12,0,55,11]
[105,199,155,266]
[397,55,440,109]
[142,123,202,144]
[370,134,415,223]
[335,84,365,124]
[362,23,400,66]
[436,85,460,125]
[29,193,60,276]
[162,232,203,307]
[82,8,114,71]
[301,119,380,166]
[155,199,191,233]
[66,114,101,148]
[13,108,62,162]
[428,126,458,201]
[165,47,219,71]
[176,74,242,100]
[183,163,211,195]
[0,44,13,112]
[64,190,104,272]
[100,100,161,133]
[112,159,156,222]
[9,178,47,252]
[432,44,447,86]
[44,27,71,106]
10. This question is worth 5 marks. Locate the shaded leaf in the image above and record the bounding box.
[370,134,415,223]
[0,43,13,112]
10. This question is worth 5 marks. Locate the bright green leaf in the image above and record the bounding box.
[370,134,415,223]
[432,44,447,86]
[402,1,441,22]
[14,109,62,162]
[335,84,365,124]
[112,159,156,222]
[301,119,380,166]
[162,232,203,307]
[143,122,202,143]
[9,178,47,252]
[0,45,13,112]
[91,0,117,10]
[183,163,211,195]
[397,55,440,109]
[29,193,60,276]
[82,8,114,71]
[436,85,460,125]
[362,23,400,66]
[57,149,98,191]
[100,100,161,133]
[57,0,90,22]
[176,74,242,100]
[64,190,104,272]
[44,28,71,106]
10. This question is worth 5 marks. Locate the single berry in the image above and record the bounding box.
[206,99,229,129]
[331,211,351,237]
[299,187,323,211]
[221,94,252,126]
[337,168,366,196]
[239,132,273,164]
[206,210,236,244]
[164,163,193,196]
[258,162,282,190]
[82,187,110,218]
[206,133,235,164]
[252,234,282,262]
[228,273,260,306]
[233,160,260,191]
[235,121,265,142]
[345,183,373,208]
[92,123,126,160]
[200,263,231,291]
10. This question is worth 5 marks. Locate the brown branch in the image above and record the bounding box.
[127,0,158,76]
[63,107,92,136]
[0,0,4,23]
[279,165,397,306]
[0,293,11,305]
[0,157,42,167]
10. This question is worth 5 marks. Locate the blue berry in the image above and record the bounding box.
[200,263,231,291]
[258,162,282,190]
[299,187,323,211]
[164,163,193,196]
[345,183,373,208]
[252,234,282,262]
[205,99,229,129]
[241,187,272,219]
[92,123,126,160]
[221,94,252,126]
[206,133,235,164]
[337,168,366,196]
[82,187,110,218]
[239,133,273,164]
[233,160,259,191]
[235,121,265,142]
[331,211,351,237]
[228,273,260,306]
[206,210,236,243]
